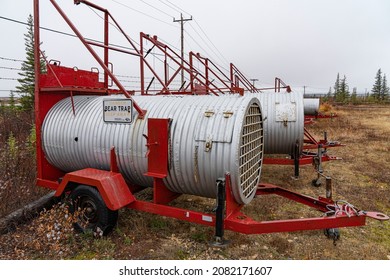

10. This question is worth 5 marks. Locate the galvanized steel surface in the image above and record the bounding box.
[42,95,263,204]
[303,98,320,115]
[255,92,304,154]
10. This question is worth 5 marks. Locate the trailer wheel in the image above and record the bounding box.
[69,185,118,236]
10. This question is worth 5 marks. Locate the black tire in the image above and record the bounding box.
[69,185,118,236]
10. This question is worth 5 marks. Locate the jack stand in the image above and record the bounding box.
[293,140,300,179]
[323,176,339,245]
[322,131,329,159]
[323,131,328,144]
[209,178,230,247]
[325,176,332,200]
[312,144,324,187]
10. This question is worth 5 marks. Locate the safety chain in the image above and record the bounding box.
[324,200,361,217]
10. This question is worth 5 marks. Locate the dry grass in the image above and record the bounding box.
[0,105,389,260]
[0,109,49,218]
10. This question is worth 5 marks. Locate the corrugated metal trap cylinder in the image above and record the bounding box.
[256,92,304,154]
[42,95,264,204]
[303,98,320,115]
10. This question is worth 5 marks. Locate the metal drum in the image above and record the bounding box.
[255,92,304,155]
[42,94,264,204]
[303,98,320,115]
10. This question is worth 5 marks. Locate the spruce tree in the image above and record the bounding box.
[381,74,389,101]
[339,75,350,102]
[371,68,382,100]
[333,73,340,100]
[327,87,332,97]
[9,90,16,110]
[16,14,46,111]
[350,87,358,104]
[333,74,349,103]
[324,87,332,102]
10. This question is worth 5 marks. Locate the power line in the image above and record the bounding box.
[136,2,230,72]
[0,66,21,71]
[136,0,172,18]
[0,14,79,40]
[184,30,216,66]
[111,0,178,28]
[0,14,139,54]
[187,23,229,72]
[0,77,18,81]
[157,0,182,15]
[193,20,230,65]
[173,14,192,84]
[164,0,191,17]
[0,10,227,89]
[0,56,24,63]
[157,2,230,72]
[1,10,228,73]
[0,15,77,39]
[0,15,28,28]
[84,4,182,76]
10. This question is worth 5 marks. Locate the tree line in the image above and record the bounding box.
[324,69,390,104]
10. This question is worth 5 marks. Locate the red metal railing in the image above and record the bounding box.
[257,77,292,92]
[230,63,259,93]
[48,0,146,117]
[140,33,225,96]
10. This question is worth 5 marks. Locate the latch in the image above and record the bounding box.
[223,111,233,118]
[204,110,215,117]
[143,134,158,157]
[205,138,213,152]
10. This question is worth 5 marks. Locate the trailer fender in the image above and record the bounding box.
[54,168,135,211]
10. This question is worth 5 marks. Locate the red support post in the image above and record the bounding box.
[34,0,45,180]
[140,32,145,95]
[104,11,109,89]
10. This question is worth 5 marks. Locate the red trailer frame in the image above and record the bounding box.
[33,0,388,242]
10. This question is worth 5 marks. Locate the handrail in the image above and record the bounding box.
[49,0,146,118]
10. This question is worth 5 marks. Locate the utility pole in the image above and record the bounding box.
[173,13,192,85]
[250,78,258,87]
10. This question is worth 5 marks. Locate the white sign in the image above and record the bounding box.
[103,99,133,123]
[275,102,296,122]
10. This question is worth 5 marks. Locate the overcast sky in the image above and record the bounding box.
[1,0,390,97]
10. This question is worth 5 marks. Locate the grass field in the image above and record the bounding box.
[0,104,389,260]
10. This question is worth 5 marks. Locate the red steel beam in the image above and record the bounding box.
[49,0,146,118]
[230,63,259,93]
[189,52,232,94]
[85,40,139,56]
[140,33,221,96]
[34,0,43,179]
[139,34,171,95]
[225,214,366,234]
[104,9,109,88]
